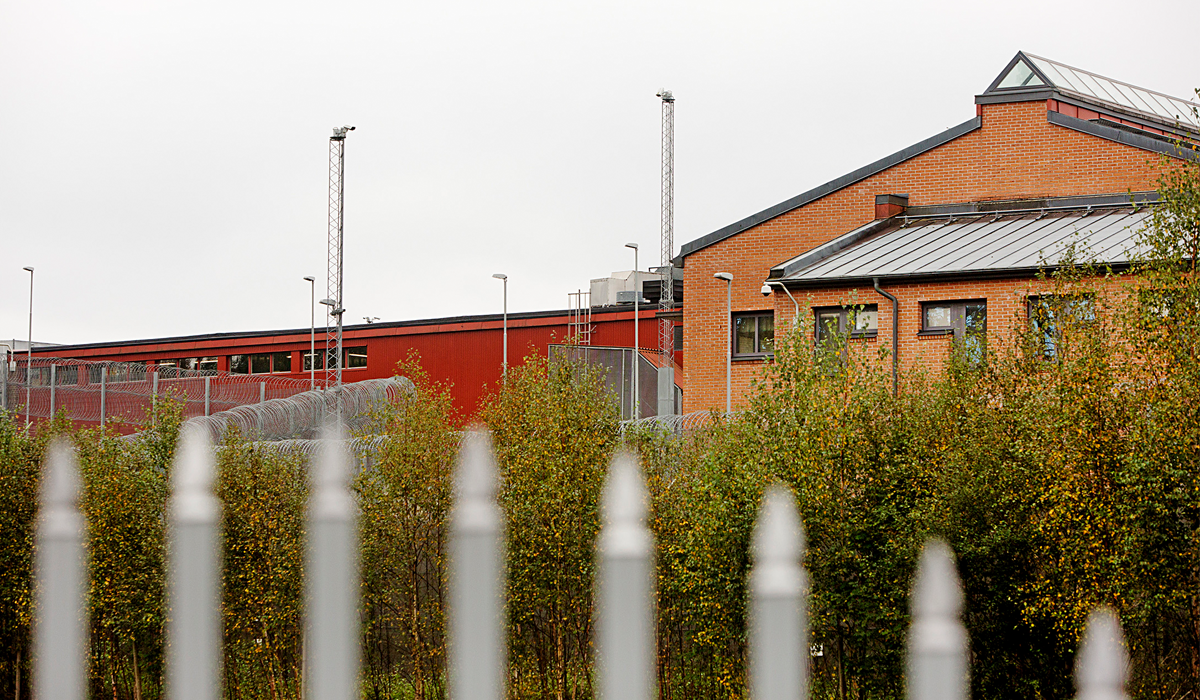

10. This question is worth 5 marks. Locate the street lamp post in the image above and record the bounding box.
[303,276,316,390]
[625,243,639,420]
[492,274,508,384]
[22,266,33,430]
[714,272,732,414]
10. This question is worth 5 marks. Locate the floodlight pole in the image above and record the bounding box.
[303,276,316,390]
[23,266,34,430]
[492,274,508,384]
[326,125,354,425]
[626,243,639,420]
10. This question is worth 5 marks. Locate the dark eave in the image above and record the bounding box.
[675,115,983,263]
[1047,111,1200,161]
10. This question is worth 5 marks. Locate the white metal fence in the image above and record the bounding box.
[33,429,1130,700]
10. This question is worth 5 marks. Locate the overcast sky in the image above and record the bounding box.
[2,0,1197,345]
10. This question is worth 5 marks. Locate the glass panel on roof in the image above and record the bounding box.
[997,60,1045,89]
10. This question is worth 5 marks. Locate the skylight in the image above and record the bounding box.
[996,60,1045,89]
[990,52,1200,129]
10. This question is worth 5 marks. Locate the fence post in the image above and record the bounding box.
[1075,608,1128,700]
[34,440,87,700]
[204,376,211,417]
[152,371,159,425]
[306,425,359,700]
[49,364,56,418]
[596,450,655,700]
[167,425,221,700]
[749,486,807,700]
[260,381,266,403]
[100,366,107,425]
[906,539,968,700]
[449,429,505,700]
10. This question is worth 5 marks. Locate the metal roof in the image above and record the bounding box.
[773,205,1151,285]
[985,52,1199,130]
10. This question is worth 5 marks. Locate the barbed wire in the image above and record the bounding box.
[2,357,332,426]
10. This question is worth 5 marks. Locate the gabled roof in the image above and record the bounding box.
[677,53,1197,264]
[769,194,1156,287]
[982,51,1199,131]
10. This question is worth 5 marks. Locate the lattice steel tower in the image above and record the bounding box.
[326,125,354,420]
[656,90,675,360]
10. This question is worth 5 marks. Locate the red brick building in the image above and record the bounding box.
[676,52,1198,412]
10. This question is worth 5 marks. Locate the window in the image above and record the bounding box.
[922,300,987,363]
[1028,295,1095,359]
[250,354,271,374]
[814,305,878,345]
[176,357,218,372]
[674,325,683,352]
[732,313,774,357]
[303,350,325,372]
[346,346,368,369]
[271,351,292,373]
[229,355,249,374]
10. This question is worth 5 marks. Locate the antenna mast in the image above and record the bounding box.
[326,125,354,421]
[656,90,675,361]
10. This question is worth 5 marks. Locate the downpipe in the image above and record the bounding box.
[872,278,899,396]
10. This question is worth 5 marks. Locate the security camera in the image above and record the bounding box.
[760,282,773,297]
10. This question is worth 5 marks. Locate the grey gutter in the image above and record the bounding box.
[676,116,983,263]
[778,262,1136,290]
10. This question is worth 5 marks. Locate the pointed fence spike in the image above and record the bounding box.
[449,429,505,700]
[35,439,87,700]
[749,485,807,700]
[595,449,656,700]
[168,424,221,700]
[907,539,968,700]
[1075,608,1129,700]
[306,421,359,700]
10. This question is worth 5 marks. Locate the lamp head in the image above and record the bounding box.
[492,273,507,280]
[760,282,773,296]
[23,266,34,273]
[714,272,732,282]
[319,298,336,307]
[303,275,315,282]
[625,242,638,251]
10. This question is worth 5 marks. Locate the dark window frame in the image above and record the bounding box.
[813,304,879,344]
[731,312,775,358]
[919,300,988,336]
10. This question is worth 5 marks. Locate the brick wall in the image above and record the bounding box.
[682,99,1177,412]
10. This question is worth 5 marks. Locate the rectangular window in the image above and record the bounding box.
[814,305,878,343]
[198,357,218,372]
[921,301,987,334]
[732,313,774,357]
[229,355,249,374]
[249,353,271,374]
[922,300,987,363]
[271,351,292,373]
[674,325,684,352]
[303,350,325,372]
[1028,295,1095,359]
[346,346,368,369]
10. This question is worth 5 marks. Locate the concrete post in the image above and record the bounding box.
[204,376,211,417]
[49,364,56,418]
